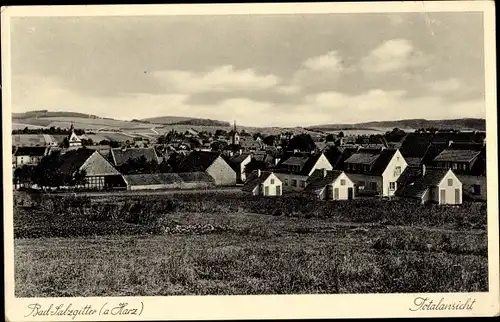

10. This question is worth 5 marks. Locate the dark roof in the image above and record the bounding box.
[395,168,449,199]
[422,142,449,164]
[124,172,215,186]
[396,166,423,187]
[305,169,344,193]
[433,149,482,163]
[14,146,48,157]
[242,170,274,192]
[333,147,359,169]
[177,171,215,183]
[432,131,486,144]
[111,148,159,167]
[124,173,182,185]
[275,153,325,176]
[177,151,221,172]
[370,149,398,175]
[399,133,434,158]
[229,153,252,164]
[344,150,380,165]
[58,148,96,176]
[344,149,397,176]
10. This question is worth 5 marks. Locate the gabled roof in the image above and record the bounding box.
[123,171,215,186]
[124,173,182,185]
[58,148,96,176]
[344,150,380,165]
[344,149,398,176]
[399,133,434,158]
[433,149,482,163]
[395,168,450,199]
[304,169,344,193]
[275,153,325,176]
[242,170,275,192]
[111,147,159,167]
[14,146,48,157]
[177,150,221,172]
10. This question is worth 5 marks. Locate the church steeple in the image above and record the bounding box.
[233,120,237,132]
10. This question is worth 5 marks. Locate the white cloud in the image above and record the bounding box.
[429,78,462,93]
[360,39,428,73]
[151,65,280,94]
[303,50,344,71]
[11,75,484,128]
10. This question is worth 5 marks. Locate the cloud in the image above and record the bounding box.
[11,74,484,128]
[303,50,344,71]
[360,39,428,73]
[429,78,462,93]
[151,65,280,94]
[276,85,301,95]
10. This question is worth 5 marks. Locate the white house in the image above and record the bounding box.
[343,148,408,197]
[396,167,462,205]
[274,152,332,191]
[304,169,355,200]
[242,170,282,196]
[223,153,253,183]
[68,130,82,147]
[13,146,50,167]
[430,142,486,201]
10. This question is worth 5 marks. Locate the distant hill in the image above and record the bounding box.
[13,110,103,120]
[308,118,486,131]
[141,116,230,127]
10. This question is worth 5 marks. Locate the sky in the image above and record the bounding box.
[9,12,486,127]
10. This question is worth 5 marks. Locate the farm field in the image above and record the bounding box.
[14,192,488,296]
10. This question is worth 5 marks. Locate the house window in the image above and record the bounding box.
[285,179,289,186]
[340,179,346,186]
[389,182,396,190]
[452,163,458,170]
[473,184,481,195]
[292,179,297,187]
[448,178,453,186]
[270,179,275,184]
[394,166,402,176]
[370,182,377,191]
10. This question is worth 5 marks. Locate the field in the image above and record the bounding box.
[13,192,488,297]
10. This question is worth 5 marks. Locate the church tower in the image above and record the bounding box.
[232,120,240,145]
[68,122,82,148]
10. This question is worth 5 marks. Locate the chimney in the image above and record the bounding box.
[323,168,327,178]
[257,169,261,177]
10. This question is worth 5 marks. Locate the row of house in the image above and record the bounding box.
[241,136,486,205]
[12,129,486,205]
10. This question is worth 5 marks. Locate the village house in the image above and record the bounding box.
[57,148,126,190]
[343,148,408,197]
[398,132,435,167]
[274,152,332,191]
[242,170,282,196]
[304,169,355,201]
[13,146,50,168]
[429,142,486,201]
[396,166,462,205]
[68,130,82,147]
[122,172,215,191]
[223,152,253,183]
[109,147,160,169]
[177,150,236,186]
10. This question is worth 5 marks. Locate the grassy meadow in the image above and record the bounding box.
[13,192,488,297]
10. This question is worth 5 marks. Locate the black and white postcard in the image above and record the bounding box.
[2,2,499,320]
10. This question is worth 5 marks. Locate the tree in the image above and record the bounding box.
[338,131,345,138]
[32,151,68,189]
[325,134,335,142]
[73,169,87,187]
[159,160,173,173]
[285,134,316,152]
[60,137,69,148]
[262,135,276,147]
[81,138,94,146]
